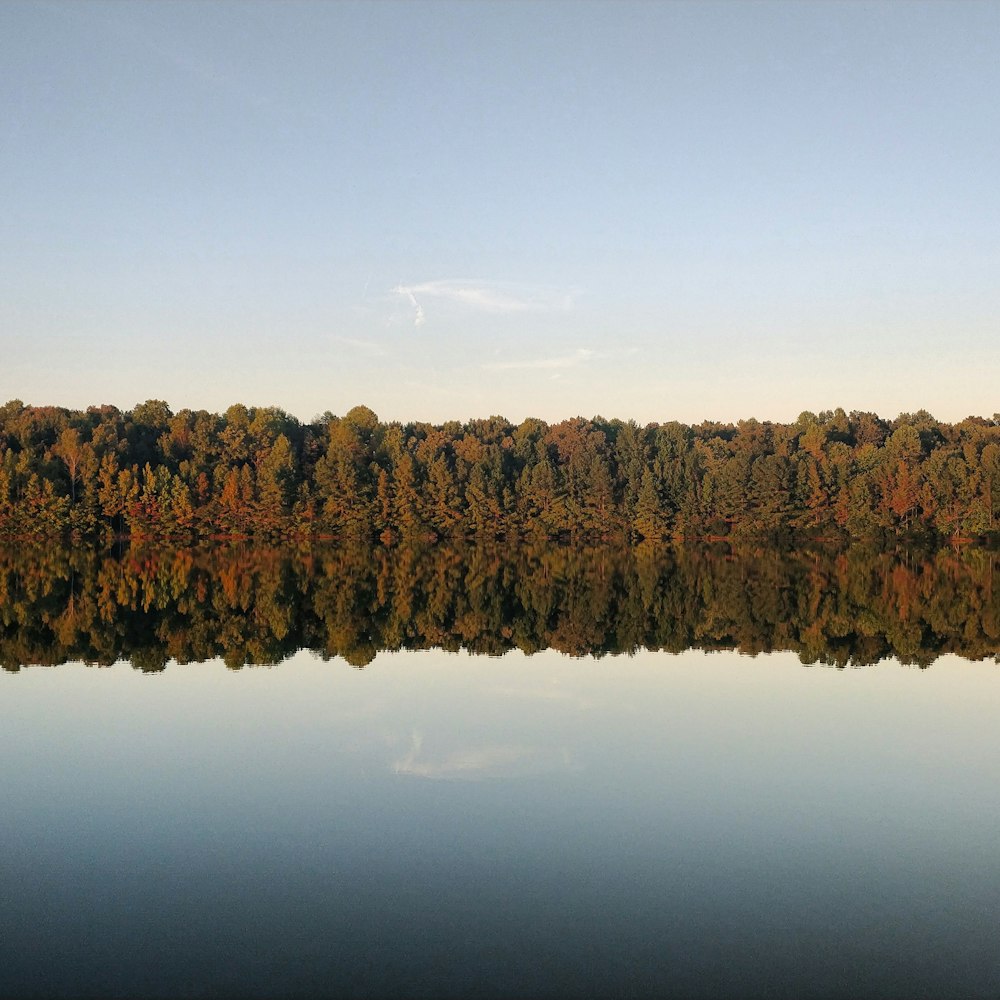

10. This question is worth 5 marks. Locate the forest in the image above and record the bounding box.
[2,399,1000,542]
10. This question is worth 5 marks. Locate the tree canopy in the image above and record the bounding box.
[2,400,1000,542]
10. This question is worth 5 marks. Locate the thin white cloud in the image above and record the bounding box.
[331,335,387,357]
[483,348,596,372]
[392,279,574,327]
[397,288,426,327]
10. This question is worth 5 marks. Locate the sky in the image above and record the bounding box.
[2,0,999,426]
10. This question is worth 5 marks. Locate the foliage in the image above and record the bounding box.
[3,401,1000,541]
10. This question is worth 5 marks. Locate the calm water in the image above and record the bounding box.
[3,646,1000,998]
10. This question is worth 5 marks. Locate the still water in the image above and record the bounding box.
[3,647,999,998]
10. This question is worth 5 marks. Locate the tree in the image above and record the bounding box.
[52,427,85,502]
[633,468,665,540]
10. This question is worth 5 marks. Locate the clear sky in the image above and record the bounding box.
[3,0,998,426]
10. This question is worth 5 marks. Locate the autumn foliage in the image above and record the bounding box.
[2,399,1000,542]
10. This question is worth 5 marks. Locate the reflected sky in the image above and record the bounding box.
[3,648,1000,998]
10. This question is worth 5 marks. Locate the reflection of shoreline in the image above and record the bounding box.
[392,730,571,781]
[1,541,999,671]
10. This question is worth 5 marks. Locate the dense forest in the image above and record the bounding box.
[1,541,997,670]
[2,399,1000,541]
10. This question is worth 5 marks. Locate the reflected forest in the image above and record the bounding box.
[3,540,999,672]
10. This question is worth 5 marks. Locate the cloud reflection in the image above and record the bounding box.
[392,731,572,781]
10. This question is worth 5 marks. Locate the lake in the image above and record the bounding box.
[2,543,999,998]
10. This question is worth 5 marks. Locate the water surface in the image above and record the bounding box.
[3,647,999,998]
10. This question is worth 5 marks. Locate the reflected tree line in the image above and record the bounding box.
[2,540,998,671]
[3,400,1000,542]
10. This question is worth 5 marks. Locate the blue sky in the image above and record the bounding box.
[3,0,999,425]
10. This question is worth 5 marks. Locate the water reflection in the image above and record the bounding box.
[3,650,1000,999]
[1,540,999,670]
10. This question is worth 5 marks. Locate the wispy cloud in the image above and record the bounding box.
[483,348,596,372]
[392,279,574,327]
[396,287,426,327]
[330,335,388,357]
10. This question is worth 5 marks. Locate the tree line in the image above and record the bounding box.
[1,540,998,671]
[2,399,1000,541]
